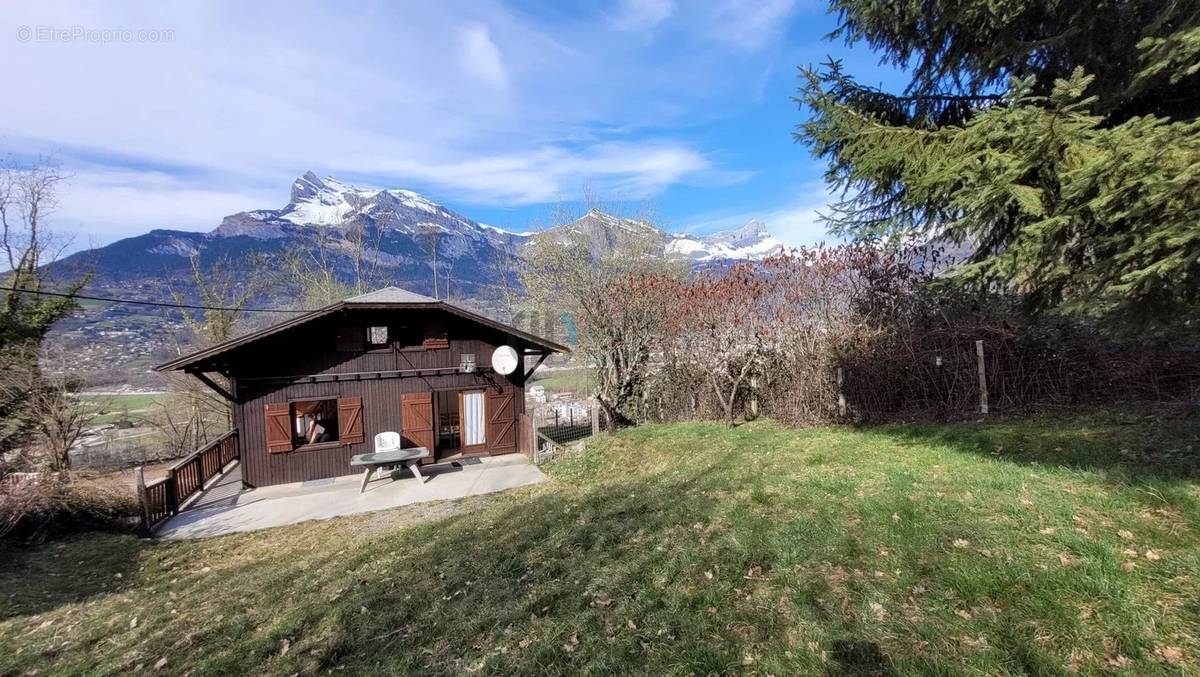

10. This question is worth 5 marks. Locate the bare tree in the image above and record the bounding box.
[666,264,774,427]
[149,379,226,458]
[287,219,385,308]
[343,219,385,296]
[159,253,274,453]
[26,374,90,472]
[520,197,686,431]
[170,254,272,344]
[415,223,446,299]
[0,157,87,455]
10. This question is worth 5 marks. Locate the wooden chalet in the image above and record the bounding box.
[155,287,567,488]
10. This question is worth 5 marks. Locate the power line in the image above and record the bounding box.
[0,285,312,313]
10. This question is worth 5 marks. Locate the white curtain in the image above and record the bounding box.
[463,391,486,446]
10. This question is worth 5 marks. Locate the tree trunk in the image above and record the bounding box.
[599,399,617,434]
[597,397,636,434]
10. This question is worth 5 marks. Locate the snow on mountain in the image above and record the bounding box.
[206,171,538,273]
[550,209,784,262]
[284,172,443,224]
[480,222,534,237]
[57,171,791,302]
[667,219,784,262]
[281,174,355,226]
[214,172,785,263]
[230,171,490,238]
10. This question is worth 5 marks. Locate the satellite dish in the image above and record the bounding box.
[491,345,519,375]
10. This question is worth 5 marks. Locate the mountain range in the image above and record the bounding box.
[54,171,785,299]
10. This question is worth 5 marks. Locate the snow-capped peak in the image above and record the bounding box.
[223,174,783,263]
[703,218,770,248]
[573,209,658,234]
[218,172,529,246]
[283,172,361,226]
[276,171,478,229]
[666,219,784,262]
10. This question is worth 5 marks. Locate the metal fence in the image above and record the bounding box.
[529,399,604,463]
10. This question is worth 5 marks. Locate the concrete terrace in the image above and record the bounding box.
[156,454,546,539]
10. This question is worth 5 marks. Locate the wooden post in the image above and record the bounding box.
[975,339,989,415]
[532,408,543,463]
[134,465,150,534]
[749,376,759,418]
[836,367,847,418]
[590,400,600,437]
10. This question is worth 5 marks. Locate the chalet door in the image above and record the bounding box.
[459,390,487,454]
[401,392,435,465]
[485,387,516,452]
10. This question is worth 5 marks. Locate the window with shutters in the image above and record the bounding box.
[291,398,340,447]
[264,403,293,453]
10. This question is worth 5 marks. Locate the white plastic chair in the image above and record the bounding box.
[374,431,401,453]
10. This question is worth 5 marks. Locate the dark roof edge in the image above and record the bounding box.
[155,299,569,373]
[154,302,345,372]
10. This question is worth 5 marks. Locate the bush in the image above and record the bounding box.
[0,473,139,543]
[633,245,1200,427]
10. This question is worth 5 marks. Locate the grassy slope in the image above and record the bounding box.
[2,411,1199,675]
[81,393,162,426]
[529,368,593,395]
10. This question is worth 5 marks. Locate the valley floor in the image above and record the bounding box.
[2,410,1199,674]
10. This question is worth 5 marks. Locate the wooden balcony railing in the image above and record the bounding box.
[141,477,175,529]
[138,429,238,533]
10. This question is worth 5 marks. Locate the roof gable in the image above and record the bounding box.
[344,286,437,304]
[155,287,568,373]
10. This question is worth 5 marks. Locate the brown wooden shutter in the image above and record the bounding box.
[264,403,293,453]
[336,327,364,352]
[338,396,365,445]
[485,387,516,451]
[400,393,435,463]
[422,323,448,349]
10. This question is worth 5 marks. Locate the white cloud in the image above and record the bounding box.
[706,0,799,50]
[612,0,674,32]
[53,168,275,242]
[0,1,808,244]
[376,142,710,204]
[458,23,509,90]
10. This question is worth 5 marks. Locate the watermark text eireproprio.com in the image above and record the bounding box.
[15,25,175,44]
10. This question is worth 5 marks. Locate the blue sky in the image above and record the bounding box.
[2,0,900,250]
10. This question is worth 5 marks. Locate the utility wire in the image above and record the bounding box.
[0,285,313,313]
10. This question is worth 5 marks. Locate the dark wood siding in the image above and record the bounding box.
[229,308,530,487]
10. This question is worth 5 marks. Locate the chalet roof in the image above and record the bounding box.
[155,286,569,373]
[343,286,437,304]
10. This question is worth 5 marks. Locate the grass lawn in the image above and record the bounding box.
[81,393,163,426]
[2,410,1199,675]
[530,367,594,395]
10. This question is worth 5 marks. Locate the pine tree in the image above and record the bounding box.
[797,0,1200,322]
